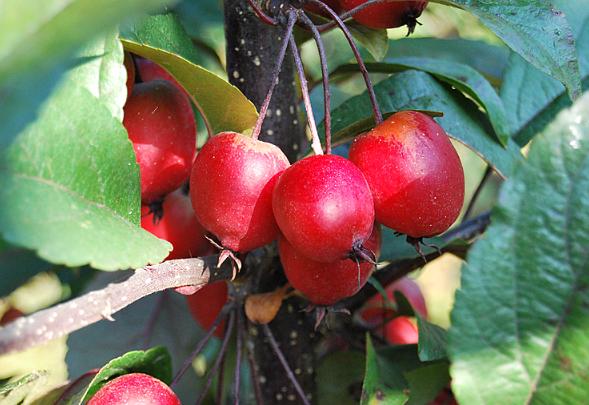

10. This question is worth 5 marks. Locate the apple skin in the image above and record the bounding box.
[349,111,464,238]
[273,154,375,263]
[190,132,290,252]
[87,373,180,405]
[339,0,428,30]
[186,282,228,338]
[123,80,197,203]
[383,316,418,345]
[279,224,381,306]
[141,189,212,260]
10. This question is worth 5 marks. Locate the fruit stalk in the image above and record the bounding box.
[298,11,332,154]
[308,0,383,125]
[289,34,324,156]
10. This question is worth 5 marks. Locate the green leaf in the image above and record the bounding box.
[417,317,448,362]
[317,351,365,405]
[0,72,171,271]
[325,70,522,177]
[0,0,174,149]
[386,38,510,86]
[338,57,510,146]
[121,13,258,134]
[438,0,581,98]
[67,30,127,121]
[362,337,450,405]
[449,93,589,404]
[0,249,54,298]
[82,346,172,402]
[347,22,389,62]
[502,0,589,145]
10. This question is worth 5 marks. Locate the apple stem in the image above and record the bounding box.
[246,333,265,405]
[216,343,228,404]
[233,308,244,404]
[289,35,324,156]
[171,301,234,388]
[298,12,332,154]
[262,324,311,405]
[308,0,384,125]
[246,0,278,26]
[251,10,297,141]
[196,311,236,405]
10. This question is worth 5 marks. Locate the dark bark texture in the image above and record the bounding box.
[224,1,316,404]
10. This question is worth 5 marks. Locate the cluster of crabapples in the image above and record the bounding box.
[123,47,463,319]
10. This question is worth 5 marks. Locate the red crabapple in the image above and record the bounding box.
[87,373,179,405]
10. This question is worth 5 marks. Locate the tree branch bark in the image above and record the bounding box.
[0,256,233,355]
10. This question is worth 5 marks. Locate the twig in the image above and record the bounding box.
[298,12,332,154]
[216,346,227,404]
[234,308,244,405]
[262,324,310,405]
[246,0,278,26]
[246,330,265,405]
[462,165,493,221]
[289,34,324,156]
[196,311,236,405]
[172,302,235,387]
[0,255,233,355]
[343,211,492,311]
[308,0,383,125]
[251,10,298,140]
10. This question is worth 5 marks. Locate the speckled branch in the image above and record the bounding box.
[0,256,233,355]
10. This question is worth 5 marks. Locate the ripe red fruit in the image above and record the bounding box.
[123,80,197,203]
[186,282,228,338]
[135,58,187,97]
[349,111,464,238]
[123,52,135,96]
[360,277,428,325]
[190,132,289,252]
[273,154,374,263]
[141,189,211,260]
[279,224,381,306]
[340,0,428,32]
[87,373,180,405]
[384,316,418,345]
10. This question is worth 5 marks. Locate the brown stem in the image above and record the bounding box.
[171,301,234,387]
[316,0,415,31]
[289,34,323,156]
[234,308,244,405]
[298,11,332,154]
[196,311,236,405]
[262,324,311,405]
[246,0,278,25]
[0,255,233,355]
[308,0,383,125]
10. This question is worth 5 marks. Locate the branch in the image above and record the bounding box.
[343,211,491,311]
[0,255,233,355]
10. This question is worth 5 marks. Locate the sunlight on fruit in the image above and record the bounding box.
[415,253,463,329]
